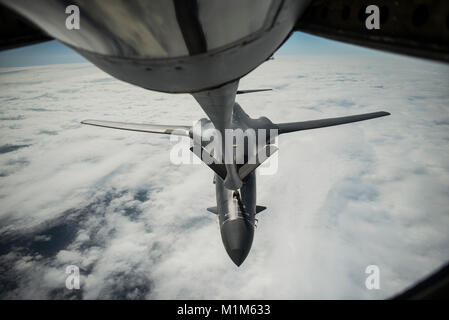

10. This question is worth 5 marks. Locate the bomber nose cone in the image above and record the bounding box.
[228,249,247,267]
[220,218,254,266]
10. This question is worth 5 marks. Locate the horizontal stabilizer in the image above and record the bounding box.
[277,111,390,134]
[237,89,272,95]
[81,120,190,136]
[207,207,218,214]
[189,146,227,180]
[256,205,267,214]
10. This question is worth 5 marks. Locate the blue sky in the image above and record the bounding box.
[276,32,374,55]
[0,32,375,68]
[0,40,86,68]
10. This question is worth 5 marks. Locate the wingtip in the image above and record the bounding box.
[81,120,95,125]
[375,111,391,117]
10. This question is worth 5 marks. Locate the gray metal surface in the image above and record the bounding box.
[277,111,390,134]
[81,120,190,136]
[0,0,310,92]
[216,172,256,266]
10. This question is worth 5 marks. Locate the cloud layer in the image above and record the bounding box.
[0,53,449,299]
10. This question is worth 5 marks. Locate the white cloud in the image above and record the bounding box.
[0,54,448,299]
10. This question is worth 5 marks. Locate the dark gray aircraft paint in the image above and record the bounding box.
[2,0,390,265]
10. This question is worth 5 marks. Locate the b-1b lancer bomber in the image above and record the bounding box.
[81,83,389,266]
